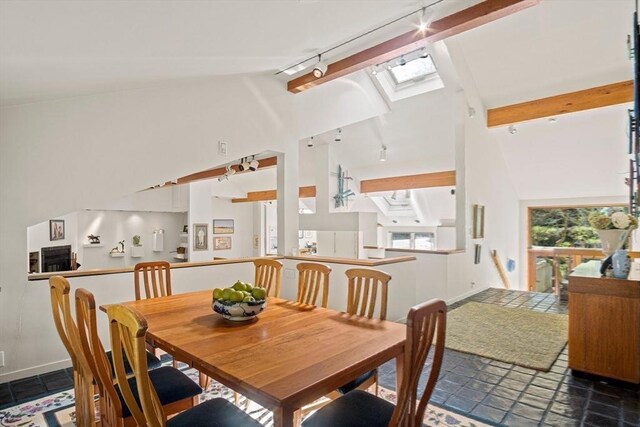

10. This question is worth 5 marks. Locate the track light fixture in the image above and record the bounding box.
[418,7,433,32]
[238,157,250,171]
[334,128,342,142]
[226,165,235,175]
[379,145,387,162]
[313,54,328,78]
[508,125,518,135]
[307,136,315,148]
[249,156,259,171]
[217,173,229,182]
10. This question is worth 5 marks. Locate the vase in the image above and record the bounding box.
[612,249,630,279]
[596,229,629,256]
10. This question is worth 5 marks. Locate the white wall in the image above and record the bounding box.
[27,212,78,272]
[0,74,296,379]
[211,197,253,259]
[77,210,185,268]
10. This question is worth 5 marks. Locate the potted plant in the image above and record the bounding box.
[588,211,637,256]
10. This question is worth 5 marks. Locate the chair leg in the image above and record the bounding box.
[198,372,210,389]
[293,409,302,427]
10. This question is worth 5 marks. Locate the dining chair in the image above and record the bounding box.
[134,261,172,300]
[253,258,283,297]
[49,276,97,427]
[107,303,261,427]
[298,268,392,422]
[301,298,447,427]
[339,268,392,395]
[76,288,201,427]
[295,262,331,308]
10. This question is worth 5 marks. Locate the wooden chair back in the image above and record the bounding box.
[389,299,447,427]
[134,261,172,300]
[296,262,331,308]
[108,304,165,427]
[345,268,391,320]
[254,258,283,297]
[49,276,97,427]
[76,288,126,425]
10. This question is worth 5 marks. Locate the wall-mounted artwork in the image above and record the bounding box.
[49,220,65,241]
[193,223,208,251]
[472,204,485,239]
[214,236,232,250]
[213,219,234,234]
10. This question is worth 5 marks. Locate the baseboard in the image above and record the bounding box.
[446,286,489,305]
[0,358,72,383]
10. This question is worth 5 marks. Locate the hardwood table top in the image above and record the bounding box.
[101,290,406,426]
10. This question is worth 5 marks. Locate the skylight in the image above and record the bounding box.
[371,49,444,103]
[389,55,437,85]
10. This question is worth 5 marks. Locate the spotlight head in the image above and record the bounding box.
[398,56,407,66]
[508,125,517,135]
[225,165,235,175]
[334,128,342,142]
[249,159,259,171]
[379,145,387,162]
[313,55,327,78]
[307,136,314,148]
[217,173,228,182]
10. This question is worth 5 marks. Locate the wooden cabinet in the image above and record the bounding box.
[568,261,640,383]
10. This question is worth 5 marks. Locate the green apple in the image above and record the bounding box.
[229,290,245,302]
[212,288,223,300]
[232,281,247,292]
[221,288,234,301]
[251,287,267,301]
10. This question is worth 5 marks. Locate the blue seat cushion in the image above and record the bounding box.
[337,368,377,395]
[115,366,202,418]
[106,349,162,377]
[167,397,262,427]
[302,390,395,427]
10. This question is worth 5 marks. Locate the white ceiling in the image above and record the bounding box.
[452,0,634,107]
[0,0,424,106]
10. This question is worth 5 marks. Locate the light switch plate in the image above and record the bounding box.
[218,141,228,156]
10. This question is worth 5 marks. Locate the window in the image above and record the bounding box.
[389,55,437,85]
[389,232,435,249]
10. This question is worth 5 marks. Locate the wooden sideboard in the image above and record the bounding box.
[568,261,640,383]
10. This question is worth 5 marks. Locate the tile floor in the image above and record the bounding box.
[1,288,639,426]
[378,288,640,426]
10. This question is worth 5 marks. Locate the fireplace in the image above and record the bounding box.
[41,245,72,272]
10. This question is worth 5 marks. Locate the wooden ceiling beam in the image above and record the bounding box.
[165,156,278,186]
[287,0,540,93]
[360,171,456,193]
[231,186,317,203]
[487,80,634,127]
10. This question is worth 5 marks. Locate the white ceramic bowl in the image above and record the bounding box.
[212,299,267,321]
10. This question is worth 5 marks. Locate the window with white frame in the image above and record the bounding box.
[389,232,435,249]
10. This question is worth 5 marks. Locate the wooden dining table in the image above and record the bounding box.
[101,290,406,427]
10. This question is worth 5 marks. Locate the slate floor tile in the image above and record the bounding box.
[445,395,477,413]
[503,413,542,427]
[0,383,13,405]
[10,377,46,401]
[583,411,618,427]
[510,402,546,420]
[470,404,506,424]
[41,370,73,392]
[481,394,515,412]
[543,411,581,427]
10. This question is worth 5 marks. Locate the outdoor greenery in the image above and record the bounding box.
[530,207,627,248]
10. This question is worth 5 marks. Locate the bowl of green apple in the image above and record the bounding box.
[211,280,267,321]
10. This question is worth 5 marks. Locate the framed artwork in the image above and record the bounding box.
[472,204,485,239]
[298,230,303,239]
[49,220,65,241]
[213,219,234,234]
[304,230,312,238]
[214,236,232,250]
[193,223,208,251]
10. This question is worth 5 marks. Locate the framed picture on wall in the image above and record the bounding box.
[472,204,485,239]
[193,223,208,251]
[213,219,234,234]
[49,219,65,241]
[214,236,232,250]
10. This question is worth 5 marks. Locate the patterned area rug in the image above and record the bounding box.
[0,368,491,427]
[446,302,568,371]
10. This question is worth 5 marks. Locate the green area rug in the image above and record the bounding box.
[446,302,568,371]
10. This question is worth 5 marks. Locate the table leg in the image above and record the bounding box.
[395,353,404,392]
[273,405,295,427]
